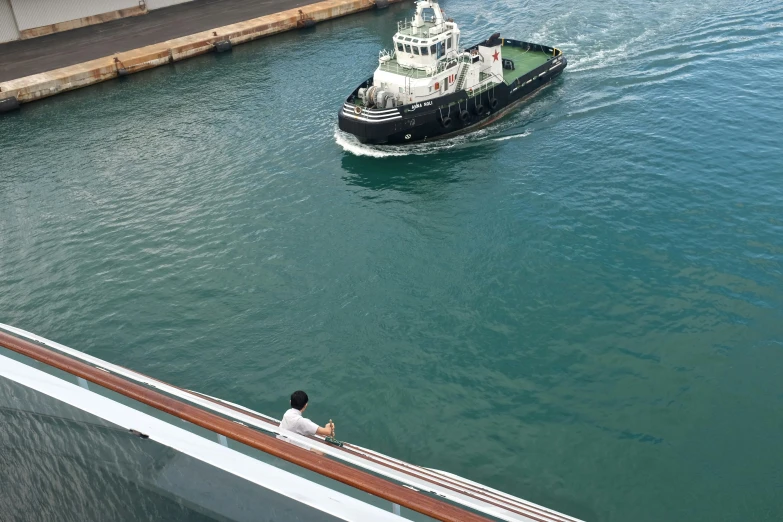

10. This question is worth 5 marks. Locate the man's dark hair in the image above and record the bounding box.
[290,390,309,411]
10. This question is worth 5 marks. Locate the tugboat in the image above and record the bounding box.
[338,0,567,145]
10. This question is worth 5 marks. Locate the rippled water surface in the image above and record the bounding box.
[2,1,783,520]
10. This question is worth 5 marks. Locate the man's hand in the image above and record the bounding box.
[315,422,335,437]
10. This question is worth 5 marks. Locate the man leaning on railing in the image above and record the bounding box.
[279,390,334,438]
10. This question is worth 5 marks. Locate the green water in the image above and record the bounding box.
[2,1,783,520]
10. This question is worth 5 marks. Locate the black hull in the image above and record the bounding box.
[338,43,566,145]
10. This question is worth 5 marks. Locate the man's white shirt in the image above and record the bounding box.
[279,408,319,437]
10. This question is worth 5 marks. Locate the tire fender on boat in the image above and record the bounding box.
[459,110,470,122]
[473,103,485,115]
[214,40,232,53]
[0,96,20,113]
[440,116,452,128]
[489,98,499,110]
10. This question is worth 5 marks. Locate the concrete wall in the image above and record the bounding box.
[146,0,194,9]
[9,0,139,31]
[0,0,196,42]
[0,0,20,43]
[0,0,380,106]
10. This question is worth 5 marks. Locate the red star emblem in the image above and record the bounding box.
[492,49,500,62]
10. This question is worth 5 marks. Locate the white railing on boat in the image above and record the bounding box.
[378,52,463,79]
[396,18,454,38]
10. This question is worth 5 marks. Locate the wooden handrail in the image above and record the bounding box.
[170,389,568,521]
[0,330,490,522]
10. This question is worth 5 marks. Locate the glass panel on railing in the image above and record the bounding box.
[0,375,345,522]
[0,344,442,521]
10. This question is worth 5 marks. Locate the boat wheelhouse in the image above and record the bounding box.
[0,323,585,522]
[338,1,566,144]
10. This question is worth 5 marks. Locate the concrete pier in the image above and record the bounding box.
[0,0,403,109]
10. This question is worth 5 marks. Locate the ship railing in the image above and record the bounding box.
[462,68,507,96]
[502,53,565,90]
[465,74,504,98]
[432,56,460,74]
[378,60,433,78]
[396,18,448,37]
[0,324,585,522]
[378,56,460,79]
[379,48,396,62]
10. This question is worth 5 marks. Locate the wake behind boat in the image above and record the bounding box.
[338,0,567,145]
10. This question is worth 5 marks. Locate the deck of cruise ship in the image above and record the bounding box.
[0,323,584,522]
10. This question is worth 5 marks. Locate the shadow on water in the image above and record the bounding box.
[340,144,495,194]
[341,155,458,193]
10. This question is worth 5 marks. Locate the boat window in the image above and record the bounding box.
[447,37,452,49]
[413,46,420,55]
[404,37,412,41]
[421,46,429,56]
[405,44,412,54]
[397,42,404,52]
[430,44,436,54]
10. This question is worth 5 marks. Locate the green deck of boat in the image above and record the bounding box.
[500,47,551,84]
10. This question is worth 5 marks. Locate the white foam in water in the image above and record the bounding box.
[567,29,657,73]
[492,130,532,142]
[334,126,493,158]
[334,129,415,158]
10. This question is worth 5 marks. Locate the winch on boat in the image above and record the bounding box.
[357,85,399,109]
[337,0,567,145]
